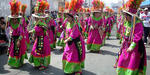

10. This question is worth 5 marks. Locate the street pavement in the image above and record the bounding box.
[0,28,150,75]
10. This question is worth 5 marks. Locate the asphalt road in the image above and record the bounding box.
[0,28,150,75]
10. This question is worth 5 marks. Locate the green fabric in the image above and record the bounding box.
[24,16,28,22]
[57,15,61,18]
[8,53,27,68]
[57,32,61,37]
[50,43,56,49]
[33,29,35,34]
[116,33,121,38]
[10,19,21,29]
[124,21,132,36]
[38,21,47,27]
[116,66,146,75]
[66,22,74,29]
[57,39,65,47]
[120,38,123,44]
[124,18,141,37]
[29,55,50,67]
[18,35,23,40]
[45,17,51,24]
[69,37,73,41]
[10,23,20,29]
[84,32,88,38]
[107,32,111,37]
[87,43,102,51]
[129,42,136,50]
[25,41,30,50]
[25,52,28,59]
[62,60,84,74]
[102,38,106,46]
[92,16,102,21]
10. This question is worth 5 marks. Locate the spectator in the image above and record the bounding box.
[0,17,8,42]
[140,8,150,44]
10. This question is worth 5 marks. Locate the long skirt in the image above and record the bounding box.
[62,37,85,74]
[87,29,103,51]
[29,36,51,67]
[116,39,147,75]
[8,36,27,68]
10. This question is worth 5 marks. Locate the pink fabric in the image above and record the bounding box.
[22,17,30,44]
[80,17,86,32]
[47,19,56,44]
[31,26,51,57]
[56,18,63,33]
[63,24,85,62]
[87,17,103,45]
[9,24,26,58]
[117,22,147,70]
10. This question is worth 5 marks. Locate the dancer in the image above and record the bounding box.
[87,0,105,53]
[62,0,85,74]
[7,0,27,68]
[29,0,51,70]
[116,0,147,75]
[21,4,30,51]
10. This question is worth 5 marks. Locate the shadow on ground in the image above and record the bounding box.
[18,64,63,75]
[101,50,118,56]
[0,54,10,74]
[82,70,96,75]
[147,55,150,60]
[15,63,96,75]
[51,49,63,55]
[86,50,118,56]
[104,43,120,48]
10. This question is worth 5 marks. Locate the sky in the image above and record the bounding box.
[101,0,128,7]
[67,0,149,8]
[141,0,150,6]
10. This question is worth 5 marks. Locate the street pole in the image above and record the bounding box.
[30,0,32,15]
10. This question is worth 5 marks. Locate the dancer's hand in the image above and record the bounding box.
[64,39,68,43]
[90,26,94,30]
[17,40,20,47]
[127,48,132,52]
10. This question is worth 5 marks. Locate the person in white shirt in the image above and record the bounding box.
[140,8,150,44]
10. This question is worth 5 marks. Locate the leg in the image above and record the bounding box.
[144,27,149,43]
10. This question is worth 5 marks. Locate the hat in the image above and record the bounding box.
[32,0,49,18]
[123,0,144,16]
[144,8,148,11]
[91,0,104,12]
[9,0,22,18]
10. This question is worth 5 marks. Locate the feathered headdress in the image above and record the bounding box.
[9,0,21,17]
[63,1,69,13]
[109,8,114,14]
[92,0,104,12]
[69,0,84,14]
[35,0,49,14]
[104,6,110,12]
[65,1,69,9]
[85,8,91,13]
[118,7,123,13]
[21,4,27,14]
[59,6,64,13]
[79,7,85,13]
[123,0,144,16]
[33,0,49,18]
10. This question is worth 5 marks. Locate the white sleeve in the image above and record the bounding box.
[139,13,143,19]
